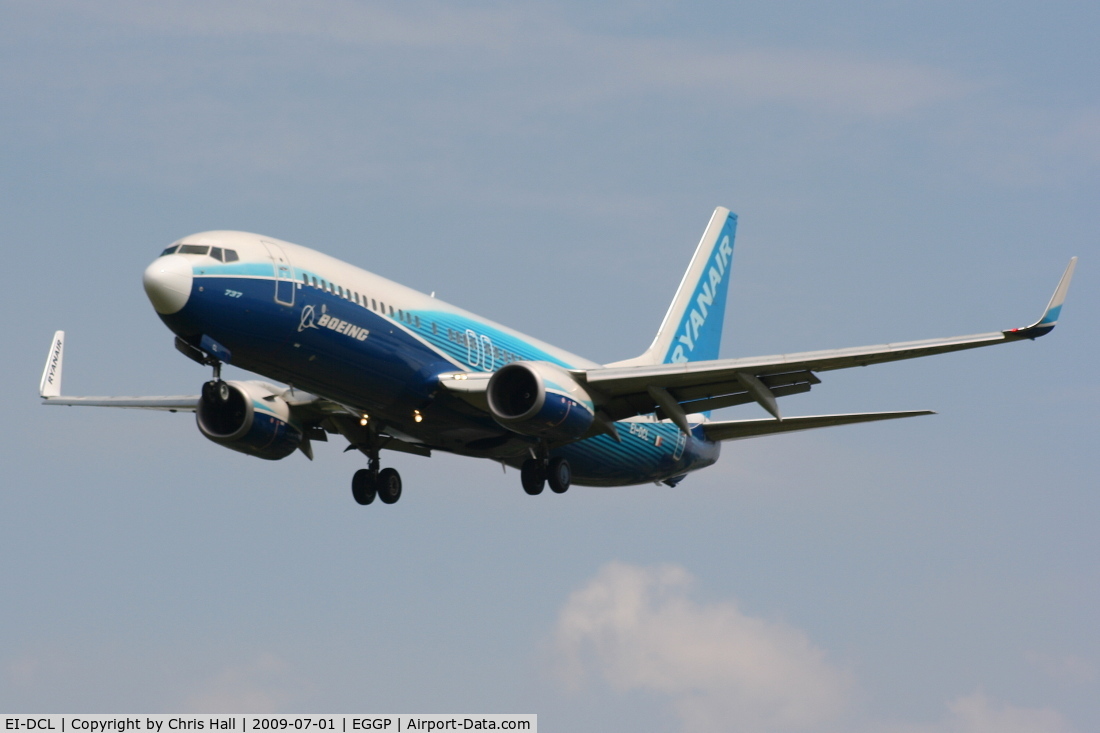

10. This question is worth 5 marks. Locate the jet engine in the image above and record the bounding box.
[486,361,595,441]
[196,380,303,460]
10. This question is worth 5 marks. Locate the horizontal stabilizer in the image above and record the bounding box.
[703,410,934,442]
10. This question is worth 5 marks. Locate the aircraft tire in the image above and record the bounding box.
[547,457,571,494]
[352,468,376,505]
[377,467,403,504]
[521,459,545,495]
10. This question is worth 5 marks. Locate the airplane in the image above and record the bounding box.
[39,208,1076,505]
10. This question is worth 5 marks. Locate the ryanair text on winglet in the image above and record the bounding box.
[44,337,62,387]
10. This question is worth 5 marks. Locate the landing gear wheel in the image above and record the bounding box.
[352,468,376,505]
[521,459,546,495]
[377,467,403,504]
[547,457,571,494]
[201,379,231,403]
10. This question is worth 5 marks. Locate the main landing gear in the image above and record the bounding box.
[520,456,571,495]
[352,452,402,506]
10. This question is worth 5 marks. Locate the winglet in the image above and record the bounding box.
[39,330,65,398]
[1006,257,1077,339]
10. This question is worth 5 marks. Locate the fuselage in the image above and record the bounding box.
[143,231,720,486]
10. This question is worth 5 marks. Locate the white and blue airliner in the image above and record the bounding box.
[40,209,1076,505]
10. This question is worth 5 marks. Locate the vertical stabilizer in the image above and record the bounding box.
[609,208,737,366]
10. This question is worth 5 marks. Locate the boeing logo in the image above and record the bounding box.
[299,304,369,341]
[670,234,733,363]
[299,304,320,332]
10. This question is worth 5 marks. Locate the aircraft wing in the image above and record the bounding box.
[583,257,1077,423]
[38,332,199,410]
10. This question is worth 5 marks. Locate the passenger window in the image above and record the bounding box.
[160,245,179,256]
[223,249,239,262]
[415,316,421,328]
[178,244,210,255]
[337,285,343,297]
[210,247,223,261]
[371,299,377,310]
[432,322,437,335]
[311,276,318,287]
[302,273,309,285]
[388,305,394,317]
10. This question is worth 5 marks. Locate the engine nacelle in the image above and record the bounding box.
[196,380,303,460]
[486,361,595,441]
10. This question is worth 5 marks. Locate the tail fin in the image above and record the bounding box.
[610,208,737,366]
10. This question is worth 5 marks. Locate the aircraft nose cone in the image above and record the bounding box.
[143,254,193,314]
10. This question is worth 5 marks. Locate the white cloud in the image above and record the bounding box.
[182,653,299,713]
[555,561,853,732]
[555,563,1086,733]
[888,691,1079,733]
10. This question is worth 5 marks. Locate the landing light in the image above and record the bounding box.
[413,410,423,423]
[360,414,369,426]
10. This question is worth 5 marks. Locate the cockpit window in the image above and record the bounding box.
[223,249,239,262]
[210,247,223,261]
[178,244,210,256]
[160,245,179,256]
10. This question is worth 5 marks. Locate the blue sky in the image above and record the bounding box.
[1,2,1096,730]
